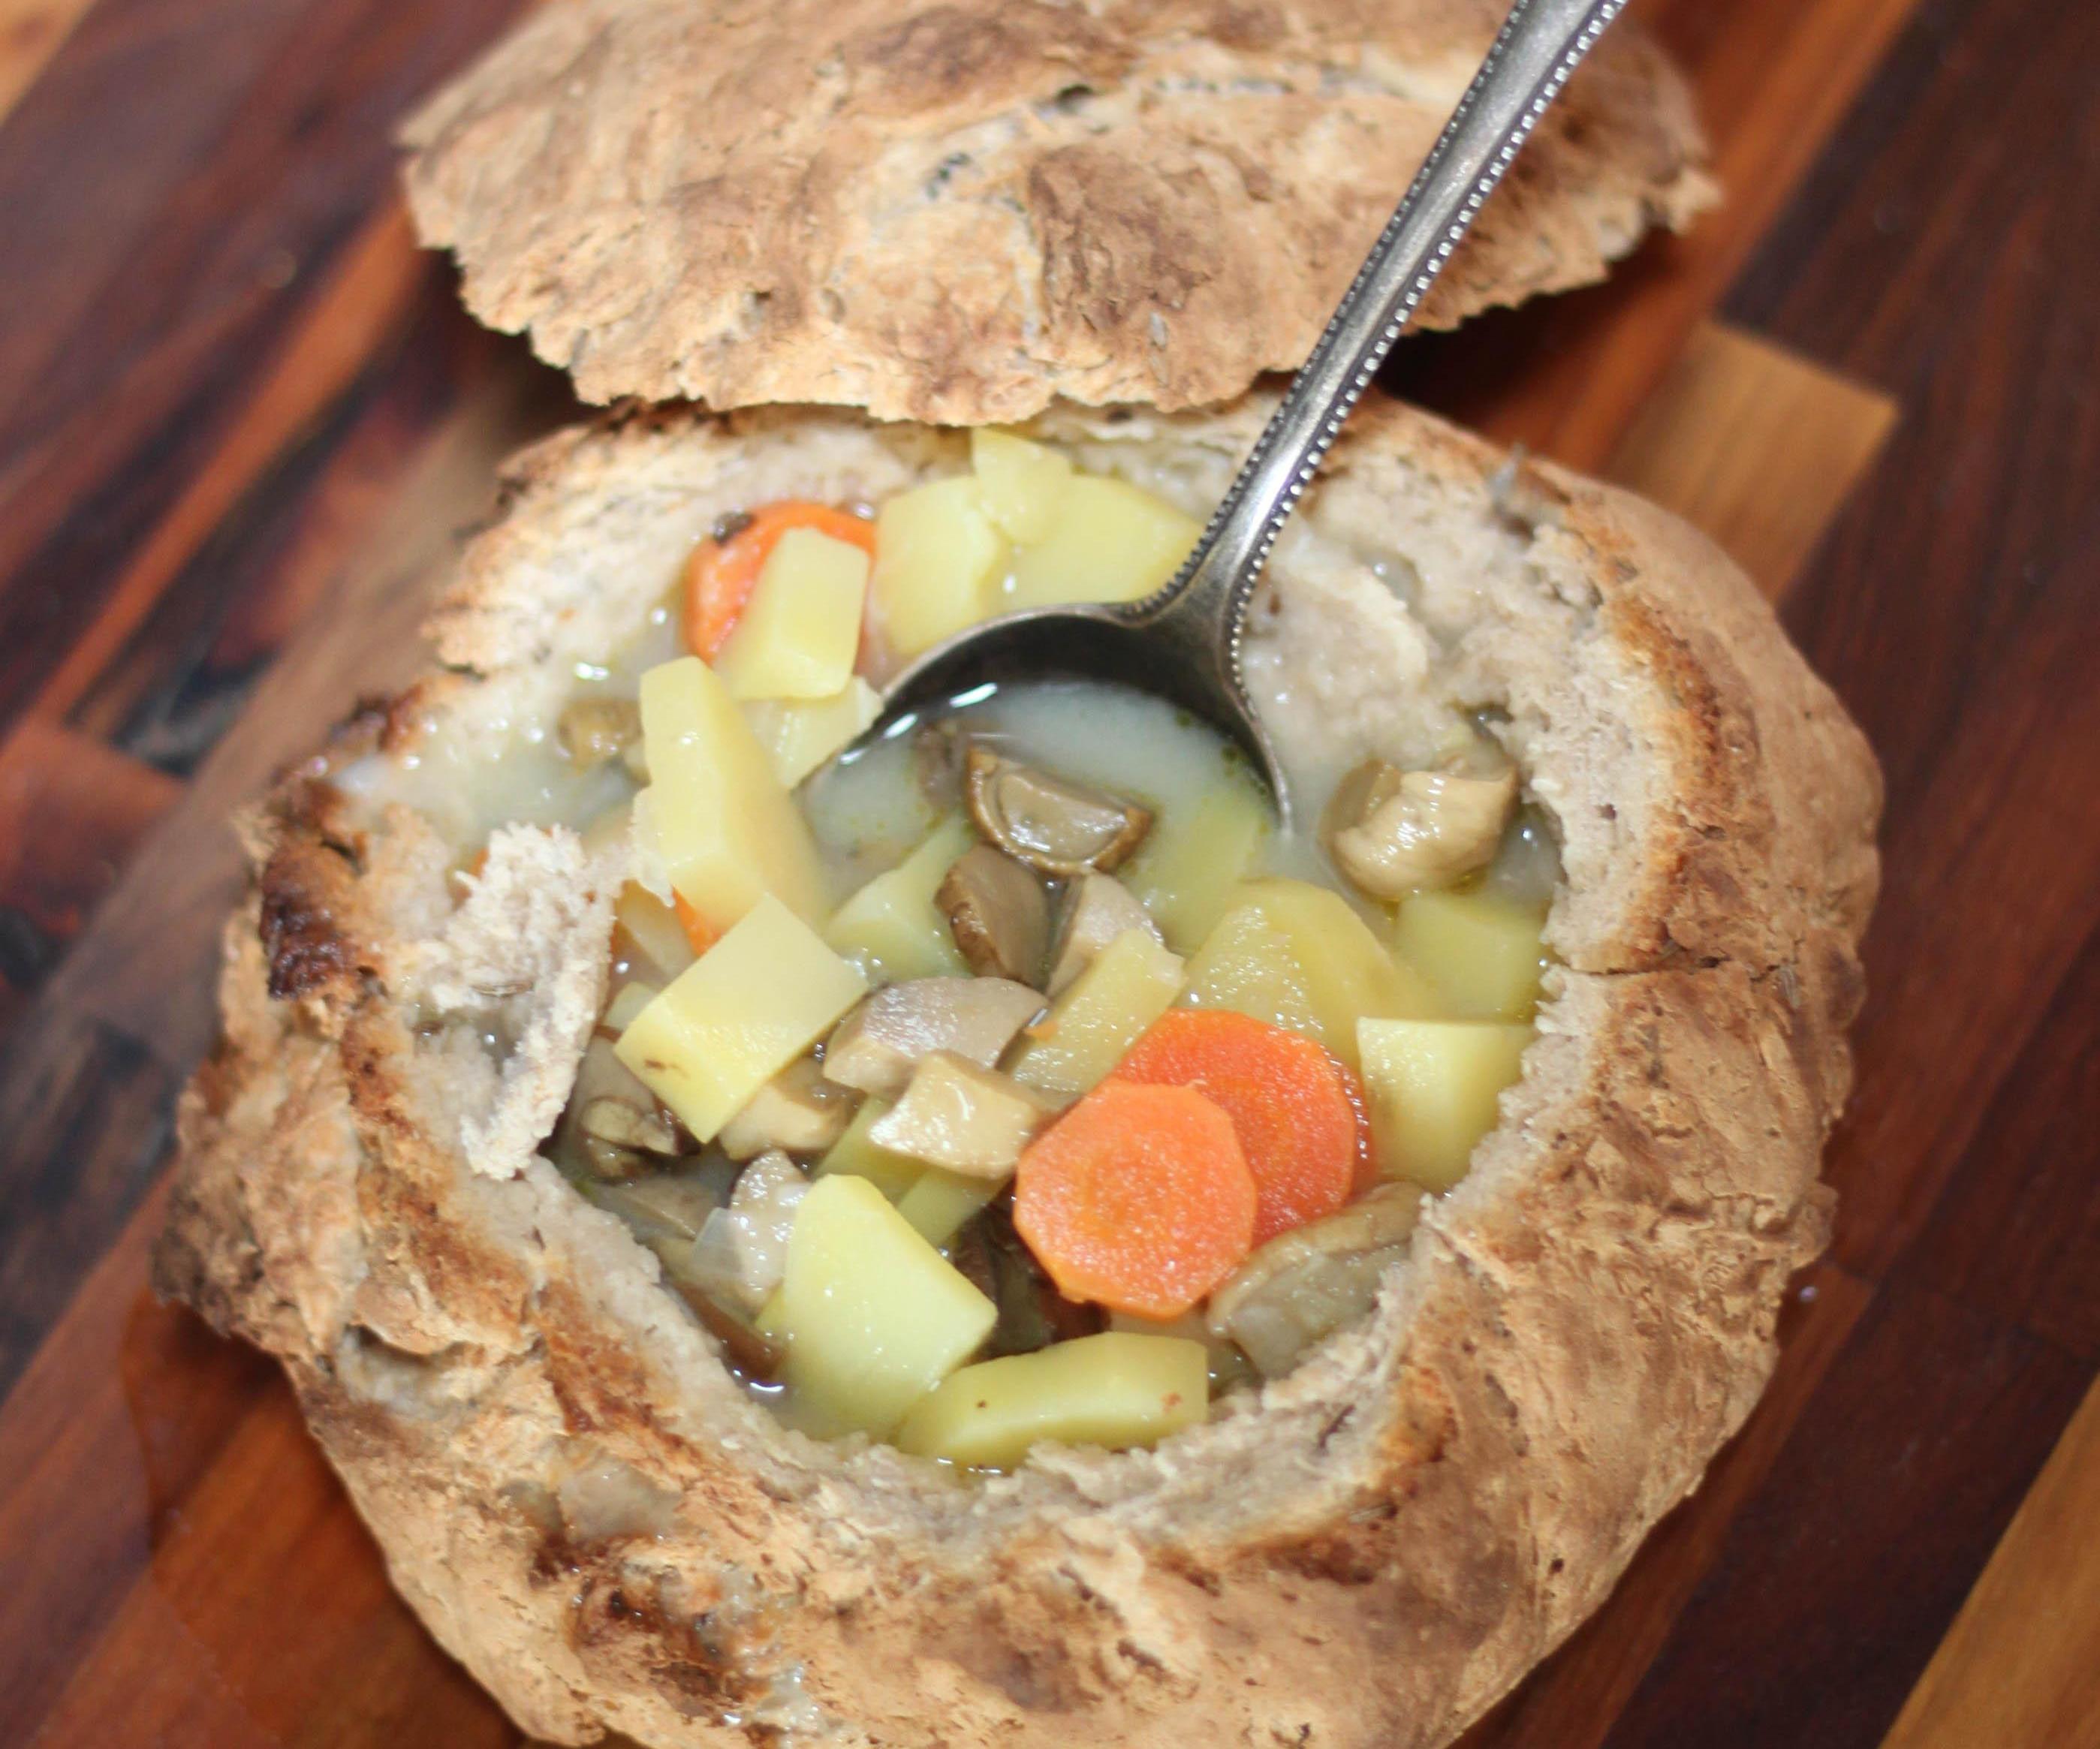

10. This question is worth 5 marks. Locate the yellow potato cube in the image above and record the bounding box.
[601,980,658,1034]
[1122,780,1271,952]
[758,1174,996,1437]
[812,1103,1000,1245]
[871,477,1010,658]
[1183,878,1433,1068]
[1007,929,1185,1099]
[615,895,866,1142]
[743,678,882,789]
[815,1098,923,1203]
[969,429,1073,545]
[1005,476,1201,610]
[613,881,694,983]
[896,1167,1002,1248]
[1180,904,1315,1031]
[895,1332,1209,1470]
[1357,1018,1532,1192]
[1393,890,1550,1022]
[824,814,975,983]
[712,527,870,701]
[634,657,829,933]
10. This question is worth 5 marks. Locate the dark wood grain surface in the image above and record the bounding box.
[0,0,2093,1744]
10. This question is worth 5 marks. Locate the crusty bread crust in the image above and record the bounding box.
[155,396,1878,1749]
[399,0,1715,421]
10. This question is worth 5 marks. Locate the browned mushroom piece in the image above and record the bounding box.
[821,977,1047,1099]
[718,1055,856,1161]
[578,1096,679,1156]
[1205,1183,1424,1377]
[585,1163,738,1248]
[1044,870,1165,996]
[937,844,1050,984]
[1323,755,1519,899]
[963,746,1153,876]
[560,1037,685,1179]
[867,1052,1062,1178]
[556,696,643,772]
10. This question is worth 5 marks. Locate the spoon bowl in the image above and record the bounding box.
[850,0,1625,830]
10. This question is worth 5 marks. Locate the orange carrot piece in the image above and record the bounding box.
[1110,1008,1364,1245]
[1014,1082,1256,1319]
[683,501,877,661]
[672,892,722,956]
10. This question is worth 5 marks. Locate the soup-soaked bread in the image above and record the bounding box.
[156,395,1878,1749]
[400,0,1715,420]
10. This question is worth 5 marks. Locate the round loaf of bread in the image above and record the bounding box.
[400,0,1715,420]
[155,393,1878,1749]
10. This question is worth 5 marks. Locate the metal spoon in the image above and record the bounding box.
[869,0,1624,825]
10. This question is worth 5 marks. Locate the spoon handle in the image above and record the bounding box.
[1128,0,1625,673]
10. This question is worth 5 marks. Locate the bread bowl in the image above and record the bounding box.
[155,392,1879,1747]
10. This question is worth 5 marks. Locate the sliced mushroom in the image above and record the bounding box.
[821,977,1046,1098]
[580,1096,679,1156]
[937,844,1050,983]
[964,746,1152,876]
[1325,759,1518,899]
[684,1150,809,1316]
[585,1157,740,1248]
[867,1052,1061,1178]
[1206,1184,1424,1377]
[1045,870,1164,996]
[558,697,643,772]
[719,1056,855,1161]
[557,1037,682,1179]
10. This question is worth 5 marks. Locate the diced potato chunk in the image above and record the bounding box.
[757,1174,996,1437]
[1122,780,1271,952]
[601,980,658,1035]
[871,477,1009,658]
[1393,890,1550,1022]
[813,1101,1002,1244]
[1006,929,1185,1100]
[824,814,976,982]
[970,429,1074,545]
[712,528,870,701]
[743,679,881,789]
[616,896,866,1142]
[895,1167,1001,1248]
[1005,477,1201,610]
[895,1331,1208,1470]
[1357,1018,1532,1191]
[634,657,829,934]
[815,1098,923,1202]
[1182,878,1433,1069]
[613,882,694,984]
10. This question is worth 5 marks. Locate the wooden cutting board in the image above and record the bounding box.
[1,0,2096,1745]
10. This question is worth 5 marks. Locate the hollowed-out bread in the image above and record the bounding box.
[154,393,1878,1749]
[399,0,1716,421]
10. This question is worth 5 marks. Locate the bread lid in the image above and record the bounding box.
[400,0,1715,422]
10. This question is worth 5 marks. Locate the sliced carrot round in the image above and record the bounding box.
[1111,1008,1365,1245]
[1014,1081,1255,1320]
[683,501,877,661]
